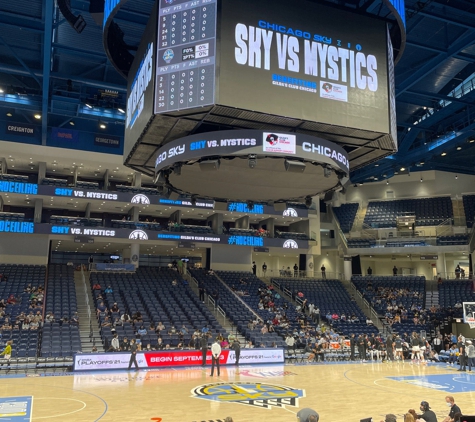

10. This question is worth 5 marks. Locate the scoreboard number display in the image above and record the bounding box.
[155,0,217,113]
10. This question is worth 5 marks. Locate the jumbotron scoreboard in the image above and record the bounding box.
[155,0,217,113]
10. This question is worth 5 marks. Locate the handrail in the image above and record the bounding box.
[81,266,93,341]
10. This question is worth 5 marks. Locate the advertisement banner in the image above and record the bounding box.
[74,349,284,371]
[6,123,36,137]
[154,130,350,176]
[51,127,79,143]
[94,134,121,148]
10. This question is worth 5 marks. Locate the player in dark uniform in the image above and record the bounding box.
[385,334,394,362]
[394,335,404,362]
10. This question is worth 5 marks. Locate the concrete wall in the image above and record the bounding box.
[0,234,49,265]
[345,171,475,204]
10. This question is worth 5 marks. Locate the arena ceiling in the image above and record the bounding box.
[0,0,474,185]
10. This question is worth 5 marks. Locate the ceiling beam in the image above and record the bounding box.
[396,30,475,97]
[42,0,54,146]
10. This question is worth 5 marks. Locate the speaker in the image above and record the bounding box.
[284,160,306,173]
[214,202,227,211]
[274,202,287,212]
[323,191,334,202]
[200,159,220,171]
[169,191,180,201]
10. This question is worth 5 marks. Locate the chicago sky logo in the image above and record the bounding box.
[191,382,304,410]
[131,194,150,205]
[129,230,148,240]
[283,239,299,249]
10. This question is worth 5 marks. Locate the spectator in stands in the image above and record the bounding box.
[367,266,373,275]
[46,312,55,323]
[111,303,119,313]
[415,401,437,422]
[132,311,143,323]
[157,338,164,350]
[320,265,326,279]
[104,285,113,293]
[110,333,120,352]
[121,337,130,351]
[455,265,461,279]
[393,266,398,276]
[96,301,107,315]
[252,261,257,275]
[262,262,267,276]
[245,341,254,349]
[199,285,205,302]
[156,321,165,332]
[293,263,299,277]
[92,282,101,290]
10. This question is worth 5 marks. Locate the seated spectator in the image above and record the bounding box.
[121,337,130,351]
[121,313,131,322]
[7,294,17,305]
[132,311,143,323]
[137,325,147,336]
[101,317,112,327]
[46,312,55,323]
[104,285,113,293]
[110,303,119,313]
[156,321,165,332]
[96,302,108,315]
[168,325,177,335]
[92,283,101,290]
[71,312,79,324]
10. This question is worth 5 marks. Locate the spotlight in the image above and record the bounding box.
[457,146,462,151]
[386,180,389,185]
[118,108,125,114]
[400,167,405,171]
[420,177,423,182]
[85,103,93,109]
[248,154,257,169]
[441,152,447,156]
[69,121,75,126]
[34,114,41,120]
[6,111,13,117]
[455,174,458,179]
[323,166,332,178]
[99,122,106,129]
[284,160,306,173]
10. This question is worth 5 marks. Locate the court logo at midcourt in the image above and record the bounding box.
[191,382,305,409]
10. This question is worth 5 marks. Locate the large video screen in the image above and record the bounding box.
[154,0,218,113]
[124,2,158,159]
[218,0,390,134]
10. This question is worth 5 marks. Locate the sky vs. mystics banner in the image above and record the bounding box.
[218,0,390,134]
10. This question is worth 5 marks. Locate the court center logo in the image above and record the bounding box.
[131,194,150,205]
[129,230,148,240]
[191,382,304,410]
[283,208,298,217]
[283,239,299,249]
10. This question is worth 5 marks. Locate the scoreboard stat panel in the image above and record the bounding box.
[155,0,217,113]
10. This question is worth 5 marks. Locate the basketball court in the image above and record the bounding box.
[1,361,474,421]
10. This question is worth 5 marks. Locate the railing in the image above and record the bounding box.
[349,281,386,334]
[328,206,348,251]
[81,266,93,343]
[469,226,475,254]
[263,269,343,279]
[435,218,454,237]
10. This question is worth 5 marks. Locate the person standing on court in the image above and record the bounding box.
[210,338,222,376]
[0,340,12,367]
[231,338,241,365]
[457,335,467,372]
[201,334,209,367]
[350,333,356,360]
[466,340,475,371]
[128,338,139,370]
